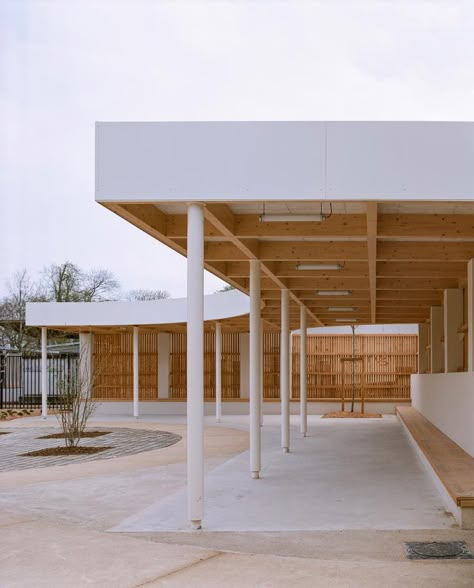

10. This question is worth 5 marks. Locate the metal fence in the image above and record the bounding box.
[0,353,79,409]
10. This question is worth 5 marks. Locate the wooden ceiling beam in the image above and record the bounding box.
[166,213,474,241]
[377,277,459,290]
[378,241,474,261]
[104,203,245,294]
[203,203,323,326]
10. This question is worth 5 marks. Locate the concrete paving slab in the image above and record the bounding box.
[127,528,474,562]
[113,417,456,532]
[145,551,474,588]
[0,521,217,588]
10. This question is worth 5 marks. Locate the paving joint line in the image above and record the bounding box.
[133,551,224,587]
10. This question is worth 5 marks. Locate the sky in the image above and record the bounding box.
[2,0,474,299]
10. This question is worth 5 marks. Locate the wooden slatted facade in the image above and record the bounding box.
[291,334,417,401]
[92,331,417,402]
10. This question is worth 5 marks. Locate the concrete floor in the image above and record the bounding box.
[113,415,456,532]
[1,414,473,587]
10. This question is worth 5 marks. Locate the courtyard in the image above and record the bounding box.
[0,414,473,587]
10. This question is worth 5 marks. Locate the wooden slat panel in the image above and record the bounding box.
[291,334,417,401]
[93,332,159,400]
[92,331,417,402]
[263,331,281,399]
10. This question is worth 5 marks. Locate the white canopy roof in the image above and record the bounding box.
[26,290,250,328]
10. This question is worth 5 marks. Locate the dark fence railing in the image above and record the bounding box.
[0,353,79,409]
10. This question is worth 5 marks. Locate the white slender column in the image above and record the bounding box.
[79,333,93,397]
[41,327,48,418]
[468,260,474,371]
[215,323,222,422]
[430,306,444,373]
[249,259,261,478]
[300,307,307,437]
[133,326,139,418]
[187,203,205,529]
[280,289,290,452]
[418,323,429,374]
[444,288,464,373]
[158,333,170,399]
[260,318,264,427]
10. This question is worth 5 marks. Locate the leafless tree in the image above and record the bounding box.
[56,347,97,447]
[0,270,39,351]
[42,262,83,302]
[41,262,119,302]
[81,269,119,301]
[126,288,169,301]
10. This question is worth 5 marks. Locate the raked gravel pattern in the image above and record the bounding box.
[0,427,181,471]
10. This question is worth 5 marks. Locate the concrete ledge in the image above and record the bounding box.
[94,401,410,417]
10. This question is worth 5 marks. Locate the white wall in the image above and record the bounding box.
[93,400,409,418]
[411,373,474,457]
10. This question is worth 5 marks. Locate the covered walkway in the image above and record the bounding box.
[112,415,455,532]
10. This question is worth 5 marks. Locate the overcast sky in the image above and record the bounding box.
[2,0,474,298]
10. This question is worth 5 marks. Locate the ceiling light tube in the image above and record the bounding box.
[335,319,357,323]
[296,263,342,271]
[328,307,355,312]
[259,214,327,222]
[317,290,352,296]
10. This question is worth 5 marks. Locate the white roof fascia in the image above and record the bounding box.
[26,290,250,328]
[96,121,474,203]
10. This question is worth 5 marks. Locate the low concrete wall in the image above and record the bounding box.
[411,373,474,457]
[94,400,410,418]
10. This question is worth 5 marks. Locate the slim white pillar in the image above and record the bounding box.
[280,289,290,452]
[300,307,307,437]
[249,259,261,478]
[41,327,48,418]
[430,306,444,373]
[215,323,222,422]
[444,288,464,373]
[158,333,171,399]
[79,333,93,397]
[187,203,205,529]
[468,260,474,371]
[418,323,429,374]
[260,318,264,427]
[289,332,294,399]
[133,326,139,418]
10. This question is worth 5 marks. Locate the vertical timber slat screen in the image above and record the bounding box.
[169,331,240,400]
[92,332,417,402]
[93,332,159,400]
[263,331,281,399]
[291,334,417,401]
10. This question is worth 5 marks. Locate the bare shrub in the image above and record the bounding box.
[56,348,97,448]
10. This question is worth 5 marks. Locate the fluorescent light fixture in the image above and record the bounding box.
[328,307,355,312]
[259,214,327,222]
[296,263,342,271]
[335,318,357,323]
[317,290,352,296]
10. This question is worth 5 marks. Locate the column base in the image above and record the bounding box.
[301,432,307,438]
[216,419,221,424]
[191,520,202,530]
[251,471,260,479]
[282,447,289,453]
